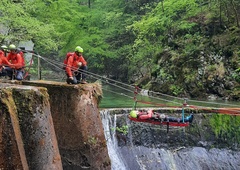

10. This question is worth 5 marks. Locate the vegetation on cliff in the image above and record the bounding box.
[0,0,239,99]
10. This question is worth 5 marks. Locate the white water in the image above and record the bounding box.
[100,109,240,170]
[100,110,128,170]
[100,109,179,170]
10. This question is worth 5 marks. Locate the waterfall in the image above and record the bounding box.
[100,109,178,170]
[100,109,240,170]
[100,110,128,170]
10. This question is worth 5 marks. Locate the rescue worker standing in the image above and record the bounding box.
[5,44,25,80]
[65,46,87,84]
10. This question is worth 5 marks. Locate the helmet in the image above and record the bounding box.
[1,45,7,50]
[75,46,83,53]
[129,110,138,118]
[9,44,16,50]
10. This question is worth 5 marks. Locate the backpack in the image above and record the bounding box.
[16,49,25,67]
[62,52,74,70]
[19,51,25,67]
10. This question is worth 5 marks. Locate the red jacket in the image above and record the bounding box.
[0,54,12,69]
[65,52,87,77]
[0,50,5,57]
[7,52,25,69]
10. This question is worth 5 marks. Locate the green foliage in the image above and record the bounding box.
[210,114,240,144]
[170,85,183,96]
[129,0,199,40]
[124,0,203,84]
[114,125,128,135]
[233,68,240,83]
[1,0,240,97]
[87,136,99,145]
[0,0,59,52]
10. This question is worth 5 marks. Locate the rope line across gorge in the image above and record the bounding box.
[21,50,240,116]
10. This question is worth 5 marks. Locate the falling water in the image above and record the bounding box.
[100,109,179,170]
[100,109,240,170]
[100,110,128,170]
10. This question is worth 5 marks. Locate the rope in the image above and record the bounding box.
[96,74,240,115]
[21,50,240,115]
[102,86,134,99]
[23,55,34,79]
[188,98,240,108]
[188,105,240,115]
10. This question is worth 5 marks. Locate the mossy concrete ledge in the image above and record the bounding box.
[22,80,111,170]
[0,83,62,170]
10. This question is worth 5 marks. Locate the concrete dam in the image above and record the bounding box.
[0,80,111,170]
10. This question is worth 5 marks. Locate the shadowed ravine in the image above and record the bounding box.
[100,109,240,170]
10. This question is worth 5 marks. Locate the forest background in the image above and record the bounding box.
[0,0,240,100]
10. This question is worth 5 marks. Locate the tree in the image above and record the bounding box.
[0,0,59,52]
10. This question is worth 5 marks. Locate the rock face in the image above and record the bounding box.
[111,109,240,149]
[23,81,111,170]
[0,80,111,170]
[0,83,62,170]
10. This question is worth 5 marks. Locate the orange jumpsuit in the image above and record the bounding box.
[6,51,25,80]
[137,110,153,119]
[0,51,12,76]
[65,52,87,77]
[0,51,12,67]
[7,52,24,69]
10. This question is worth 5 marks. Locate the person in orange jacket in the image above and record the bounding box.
[129,110,154,119]
[5,44,25,80]
[65,46,88,84]
[0,45,8,57]
[0,48,12,77]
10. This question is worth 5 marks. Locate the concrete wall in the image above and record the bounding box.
[0,83,62,170]
[23,81,111,170]
[0,80,111,170]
